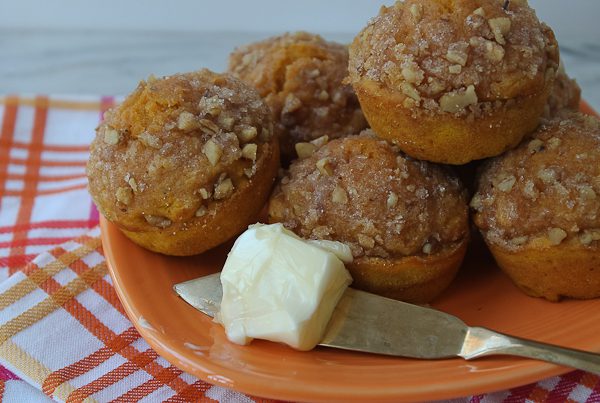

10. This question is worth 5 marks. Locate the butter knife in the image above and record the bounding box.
[174,273,600,374]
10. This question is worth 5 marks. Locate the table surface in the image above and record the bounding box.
[1,29,599,112]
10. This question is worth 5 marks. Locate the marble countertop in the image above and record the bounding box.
[1,29,599,111]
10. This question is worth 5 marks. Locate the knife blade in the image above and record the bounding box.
[174,274,600,373]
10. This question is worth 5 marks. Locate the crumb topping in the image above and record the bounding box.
[349,0,559,118]
[269,131,469,259]
[472,113,600,250]
[229,32,368,159]
[88,69,274,230]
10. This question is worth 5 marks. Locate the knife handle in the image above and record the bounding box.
[460,327,600,375]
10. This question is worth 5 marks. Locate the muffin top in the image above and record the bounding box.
[229,32,367,160]
[87,69,274,231]
[268,131,469,259]
[348,0,559,117]
[472,113,600,251]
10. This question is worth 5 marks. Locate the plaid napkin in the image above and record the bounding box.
[0,95,599,402]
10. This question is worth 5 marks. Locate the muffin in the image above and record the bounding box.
[268,131,470,303]
[543,62,581,119]
[228,32,368,162]
[472,113,600,301]
[348,0,559,165]
[87,69,279,256]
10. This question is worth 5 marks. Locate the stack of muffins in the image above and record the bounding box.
[87,0,599,303]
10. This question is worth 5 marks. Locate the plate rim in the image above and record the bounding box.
[101,217,578,402]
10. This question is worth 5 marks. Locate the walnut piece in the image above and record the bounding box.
[387,192,398,209]
[489,17,511,45]
[177,112,199,131]
[439,85,478,113]
[198,119,220,135]
[144,215,172,229]
[242,143,258,161]
[332,185,348,204]
[316,158,334,176]
[214,177,234,200]
[238,126,258,143]
[295,142,317,159]
[115,187,133,205]
[358,234,375,249]
[104,128,120,145]
[195,206,208,217]
[202,139,224,166]
[548,227,567,245]
[139,132,161,149]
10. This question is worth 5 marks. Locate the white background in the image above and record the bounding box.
[1,0,599,109]
[1,0,599,42]
[0,0,600,42]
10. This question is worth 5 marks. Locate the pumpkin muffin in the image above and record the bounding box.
[348,0,559,164]
[229,32,368,162]
[268,131,470,303]
[88,69,279,256]
[472,113,600,301]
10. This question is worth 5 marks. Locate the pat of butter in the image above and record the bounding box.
[218,223,353,351]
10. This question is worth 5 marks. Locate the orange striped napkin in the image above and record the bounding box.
[0,95,599,402]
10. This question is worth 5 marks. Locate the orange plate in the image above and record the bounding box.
[101,102,600,403]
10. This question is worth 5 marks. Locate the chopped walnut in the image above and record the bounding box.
[124,173,138,192]
[198,119,220,135]
[104,128,120,145]
[485,40,505,62]
[282,93,302,114]
[144,215,172,229]
[214,177,234,200]
[310,135,329,148]
[473,7,486,17]
[470,194,483,210]
[199,188,211,200]
[422,243,432,255]
[580,231,593,246]
[449,65,462,75]
[331,185,348,204]
[358,234,375,249]
[445,42,469,66]
[116,187,133,205]
[199,95,223,117]
[139,132,161,149]
[509,236,529,246]
[489,17,511,45]
[387,192,399,209]
[177,112,199,131]
[401,83,421,101]
[537,168,557,184]
[202,139,223,166]
[295,142,317,159]
[439,85,478,113]
[219,115,235,131]
[548,227,567,245]
[523,180,538,199]
[316,158,334,176]
[238,126,258,143]
[242,143,258,161]
[317,90,329,101]
[496,175,516,192]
